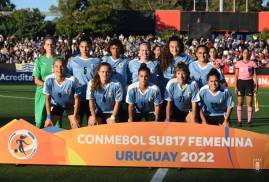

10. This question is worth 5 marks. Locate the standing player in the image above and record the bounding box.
[86,62,123,125]
[159,36,193,94]
[209,47,227,86]
[67,36,101,126]
[102,39,129,121]
[234,48,258,127]
[199,68,234,126]
[102,39,129,96]
[189,45,215,89]
[32,36,58,128]
[43,57,80,129]
[165,62,199,122]
[128,42,159,85]
[126,63,162,122]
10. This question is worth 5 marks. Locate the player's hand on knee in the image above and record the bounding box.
[45,119,53,128]
[106,115,116,124]
[71,121,79,129]
[88,116,97,126]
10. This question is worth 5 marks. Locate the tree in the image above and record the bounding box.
[0,0,15,11]
[11,9,46,38]
[55,0,120,37]
[208,0,263,12]
[49,5,59,16]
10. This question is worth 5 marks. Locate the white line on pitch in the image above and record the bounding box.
[0,94,34,100]
[150,168,168,182]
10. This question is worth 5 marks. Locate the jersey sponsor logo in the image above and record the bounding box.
[8,130,38,160]
[118,63,124,68]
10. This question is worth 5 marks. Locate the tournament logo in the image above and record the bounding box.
[8,130,38,160]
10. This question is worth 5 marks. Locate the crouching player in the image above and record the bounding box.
[165,62,199,122]
[43,57,80,129]
[126,63,162,122]
[199,68,234,127]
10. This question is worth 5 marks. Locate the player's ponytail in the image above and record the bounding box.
[138,63,150,76]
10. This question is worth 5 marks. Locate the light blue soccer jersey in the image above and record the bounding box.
[198,85,234,116]
[126,82,163,114]
[43,74,80,108]
[159,54,193,96]
[66,56,101,101]
[102,56,129,94]
[86,80,123,113]
[189,61,214,88]
[165,79,199,112]
[128,59,159,84]
[162,53,194,80]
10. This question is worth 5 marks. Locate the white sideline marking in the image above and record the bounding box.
[150,168,168,182]
[0,94,34,100]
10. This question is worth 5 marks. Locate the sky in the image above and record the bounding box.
[10,0,269,12]
[11,0,58,12]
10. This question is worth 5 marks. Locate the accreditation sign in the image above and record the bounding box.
[0,119,269,169]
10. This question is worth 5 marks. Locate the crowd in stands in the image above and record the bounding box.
[0,32,269,73]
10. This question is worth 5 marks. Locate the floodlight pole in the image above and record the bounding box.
[206,0,209,11]
[246,0,248,12]
[193,0,196,11]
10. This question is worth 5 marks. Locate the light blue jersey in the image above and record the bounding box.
[102,56,129,94]
[128,59,159,84]
[162,53,194,80]
[66,56,101,101]
[86,80,123,113]
[189,61,213,88]
[198,85,234,116]
[126,82,163,114]
[159,54,193,96]
[43,74,80,108]
[165,79,199,112]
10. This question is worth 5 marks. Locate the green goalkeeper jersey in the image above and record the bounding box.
[32,55,54,92]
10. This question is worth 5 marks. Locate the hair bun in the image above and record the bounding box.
[140,63,147,69]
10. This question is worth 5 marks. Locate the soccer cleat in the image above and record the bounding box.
[247,122,252,127]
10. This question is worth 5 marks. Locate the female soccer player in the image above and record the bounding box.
[159,36,193,94]
[151,44,161,62]
[126,63,162,122]
[102,38,129,95]
[209,47,227,86]
[199,68,234,126]
[67,36,101,126]
[128,42,159,85]
[165,62,199,122]
[43,57,80,129]
[234,48,258,127]
[189,45,214,89]
[32,36,58,128]
[86,62,123,125]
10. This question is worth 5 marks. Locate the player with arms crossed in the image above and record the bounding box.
[43,57,80,129]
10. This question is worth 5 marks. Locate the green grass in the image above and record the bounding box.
[0,84,269,182]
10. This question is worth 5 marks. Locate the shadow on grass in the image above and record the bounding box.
[0,116,35,127]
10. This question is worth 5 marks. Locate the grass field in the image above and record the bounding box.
[0,84,269,182]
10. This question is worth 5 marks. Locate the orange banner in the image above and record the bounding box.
[0,119,269,169]
[225,74,269,88]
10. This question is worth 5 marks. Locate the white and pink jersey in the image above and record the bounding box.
[234,60,257,80]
